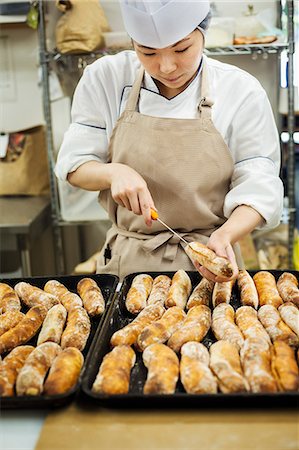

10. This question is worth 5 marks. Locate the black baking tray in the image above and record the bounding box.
[0,273,119,409]
[81,270,299,408]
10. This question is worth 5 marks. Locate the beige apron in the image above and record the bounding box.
[97,59,242,279]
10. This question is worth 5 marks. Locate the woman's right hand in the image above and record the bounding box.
[109,163,156,227]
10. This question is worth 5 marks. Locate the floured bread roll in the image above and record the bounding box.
[180,342,217,394]
[276,272,299,307]
[278,302,299,337]
[0,283,21,313]
[185,242,234,278]
[210,340,249,393]
[167,305,211,353]
[187,278,214,310]
[211,303,244,351]
[92,345,136,395]
[235,306,271,346]
[137,306,185,351]
[237,270,259,309]
[165,270,191,309]
[240,338,277,393]
[143,343,179,394]
[110,303,165,347]
[147,275,171,306]
[271,341,299,392]
[258,305,299,347]
[0,346,34,396]
[125,274,153,314]
[253,271,283,308]
[212,280,235,308]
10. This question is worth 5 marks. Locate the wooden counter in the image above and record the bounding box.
[36,403,298,450]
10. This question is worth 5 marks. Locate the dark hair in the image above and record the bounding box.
[198,11,212,32]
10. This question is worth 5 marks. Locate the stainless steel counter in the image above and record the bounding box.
[0,196,51,276]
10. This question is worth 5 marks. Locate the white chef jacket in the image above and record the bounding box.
[55,51,283,230]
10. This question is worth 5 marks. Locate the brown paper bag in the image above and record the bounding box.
[55,0,110,54]
[0,126,49,196]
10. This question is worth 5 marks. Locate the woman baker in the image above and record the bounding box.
[55,0,283,281]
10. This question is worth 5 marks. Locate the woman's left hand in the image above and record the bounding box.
[194,230,239,283]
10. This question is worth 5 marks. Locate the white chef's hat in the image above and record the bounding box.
[119,0,210,49]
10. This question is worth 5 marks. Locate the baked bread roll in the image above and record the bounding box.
[237,270,259,309]
[234,35,277,45]
[137,306,186,351]
[61,306,91,351]
[277,272,299,307]
[278,302,299,337]
[0,311,25,336]
[0,305,47,354]
[185,241,234,278]
[44,280,82,311]
[167,305,211,353]
[44,347,84,395]
[209,340,249,393]
[92,345,135,395]
[125,274,153,314]
[258,304,299,347]
[165,270,191,309]
[271,341,299,392]
[143,343,179,394]
[235,306,271,346]
[0,346,34,396]
[0,283,21,313]
[37,304,67,346]
[180,342,217,394]
[186,278,214,310]
[15,282,59,310]
[253,271,283,308]
[77,278,105,316]
[211,303,244,351]
[44,279,70,298]
[240,338,277,393]
[212,280,235,308]
[147,275,171,306]
[110,303,165,347]
[16,342,61,396]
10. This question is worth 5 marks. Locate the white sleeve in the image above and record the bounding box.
[55,65,109,181]
[223,89,284,230]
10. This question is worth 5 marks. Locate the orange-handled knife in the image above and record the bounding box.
[150,208,188,245]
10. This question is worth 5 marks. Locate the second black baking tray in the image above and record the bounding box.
[81,270,299,408]
[0,273,119,409]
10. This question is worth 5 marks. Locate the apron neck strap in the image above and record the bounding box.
[198,58,214,118]
[125,66,145,112]
[125,57,214,117]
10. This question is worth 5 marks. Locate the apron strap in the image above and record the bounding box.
[112,225,244,267]
[125,58,214,119]
[112,225,209,262]
[125,67,145,112]
[198,58,214,119]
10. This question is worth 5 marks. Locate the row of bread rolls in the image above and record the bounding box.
[0,277,106,398]
[92,338,299,396]
[0,277,106,355]
[0,301,91,355]
[110,303,211,353]
[113,286,299,355]
[212,303,299,350]
[125,270,299,315]
[0,278,105,317]
[0,343,84,397]
[237,270,299,309]
[91,268,299,396]
[92,307,299,395]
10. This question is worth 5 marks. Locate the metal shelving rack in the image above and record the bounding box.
[37,0,295,274]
